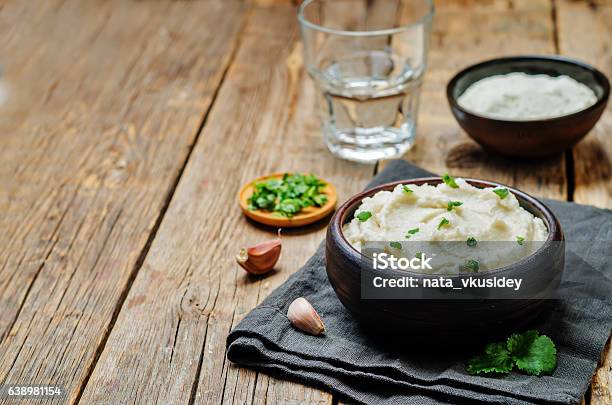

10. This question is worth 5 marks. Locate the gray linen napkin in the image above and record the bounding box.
[226,160,612,404]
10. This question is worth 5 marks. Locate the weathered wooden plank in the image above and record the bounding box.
[556,0,611,208]
[379,0,567,200]
[80,2,372,404]
[591,337,612,405]
[556,1,612,403]
[0,0,247,403]
[259,375,332,405]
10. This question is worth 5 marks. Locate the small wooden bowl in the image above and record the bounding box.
[447,56,610,158]
[325,177,565,340]
[239,173,337,228]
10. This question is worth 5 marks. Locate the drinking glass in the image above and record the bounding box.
[298,0,434,163]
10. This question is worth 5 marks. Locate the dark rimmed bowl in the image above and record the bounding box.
[325,177,565,340]
[447,56,610,158]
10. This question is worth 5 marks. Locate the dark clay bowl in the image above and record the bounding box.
[325,177,564,340]
[447,56,610,158]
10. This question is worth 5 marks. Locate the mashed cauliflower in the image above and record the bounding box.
[343,178,548,253]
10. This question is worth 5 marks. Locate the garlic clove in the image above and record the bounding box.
[287,297,325,336]
[236,230,281,275]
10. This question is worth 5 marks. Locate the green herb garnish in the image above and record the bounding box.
[442,173,459,188]
[467,237,477,247]
[437,217,450,230]
[462,259,479,273]
[507,330,557,376]
[516,236,525,245]
[357,211,372,222]
[447,201,463,211]
[466,342,513,375]
[247,173,328,217]
[415,252,423,260]
[402,185,413,194]
[405,228,419,239]
[493,187,509,199]
[389,241,402,249]
[467,330,557,377]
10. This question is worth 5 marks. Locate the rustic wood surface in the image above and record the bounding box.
[0,0,609,404]
[556,2,612,403]
[0,0,249,403]
[557,0,612,209]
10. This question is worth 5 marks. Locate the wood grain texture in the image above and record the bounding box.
[557,0,612,208]
[380,0,567,200]
[0,0,608,404]
[591,337,612,405]
[79,2,372,404]
[0,0,247,403]
[556,2,612,403]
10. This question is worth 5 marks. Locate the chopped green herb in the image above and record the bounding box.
[437,217,450,230]
[389,241,402,249]
[493,187,509,199]
[467,237,477,247]
[415,252,423,260]
[447,201,463,211]
[442,173,459,188]
[402,185,413,194]
[462,259,479,273]
[467,330,557,377]
[276,199,302,217]
[312,194,327,206]
[247,173,328,217]
[467,342,513,375]
[357,211,372,222]
[516,236,525,245]
[405,228,419,239]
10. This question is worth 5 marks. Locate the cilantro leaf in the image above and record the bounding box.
[507,331,557,376]
[442,174,459,188]
[507,330,539,355]
[402,185,413,194]
[357,211,372,222]
[437,217,450,230]
[389,241,402,249]
[516,236,525,245]
[405,228,419,239]
[447,201,463,211]
[415,252,423,260]
[493,187,509,199]
[467,237,477,247]
[467,342,514,375]
[467,330,557,377]
[462,259,479,273]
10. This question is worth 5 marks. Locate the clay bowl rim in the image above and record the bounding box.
[446,55,611,124]
[330,177,563,279]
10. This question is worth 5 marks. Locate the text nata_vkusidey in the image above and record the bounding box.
[371,276,523,291]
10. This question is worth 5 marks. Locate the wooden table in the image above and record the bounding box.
[0,0,609,403]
